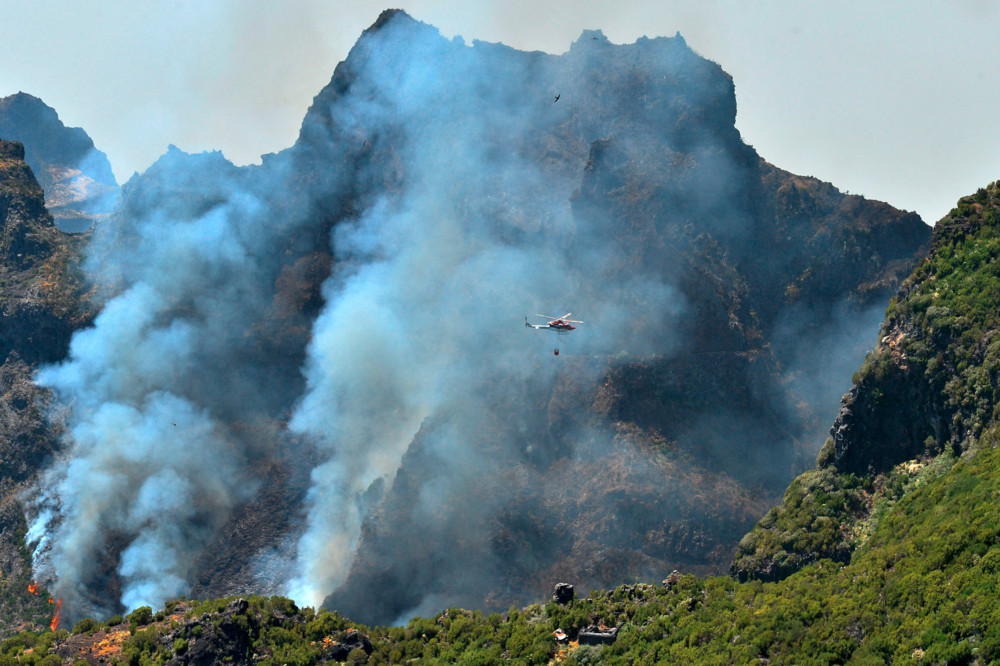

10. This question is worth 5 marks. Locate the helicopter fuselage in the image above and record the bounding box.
[525,319,575,332]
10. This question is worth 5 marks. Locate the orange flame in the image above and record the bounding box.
[49,598,62,632]
[91,630,130,657]
[27,582,38,595]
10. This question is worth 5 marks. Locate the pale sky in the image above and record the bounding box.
[2,0,998,224]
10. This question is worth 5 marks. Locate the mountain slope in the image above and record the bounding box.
[0,139,91,636]
[29,178,998,666]
[29,426,1000,663]
[18,11,928,627]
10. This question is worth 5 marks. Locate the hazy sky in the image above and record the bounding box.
[2,0,998,224]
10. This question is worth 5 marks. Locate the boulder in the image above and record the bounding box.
[579,624,619,645]
[552,582,574,605]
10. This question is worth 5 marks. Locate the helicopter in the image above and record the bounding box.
[525,313,583,355]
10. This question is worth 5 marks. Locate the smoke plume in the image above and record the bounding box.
[26,145,313,618]
[282,14,705,607]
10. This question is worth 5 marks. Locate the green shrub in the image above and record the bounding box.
[126,605,153,635]
[71,618,97,635]
[126,606,153,626]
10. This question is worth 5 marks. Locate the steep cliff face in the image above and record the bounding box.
[0,93,118,232]
[733,179,1000,582]
[0,139,89,364]
[827,189,1000,471]
[0,139,90,634]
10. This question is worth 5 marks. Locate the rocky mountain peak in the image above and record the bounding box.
[571,29,611,48]
[0,92,118,232]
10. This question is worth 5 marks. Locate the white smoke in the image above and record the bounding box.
[30,392,241,615]
[282,16,687,606]
[27,148,301,618]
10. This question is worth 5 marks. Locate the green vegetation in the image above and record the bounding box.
[730,465,865,580]
[126,606,152,635]
[0,628,67,665]
[885,183,1000,442]
[735,180,1000,583]
[69,618,96,635]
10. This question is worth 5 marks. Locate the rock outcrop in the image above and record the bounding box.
[552,583,574,605]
